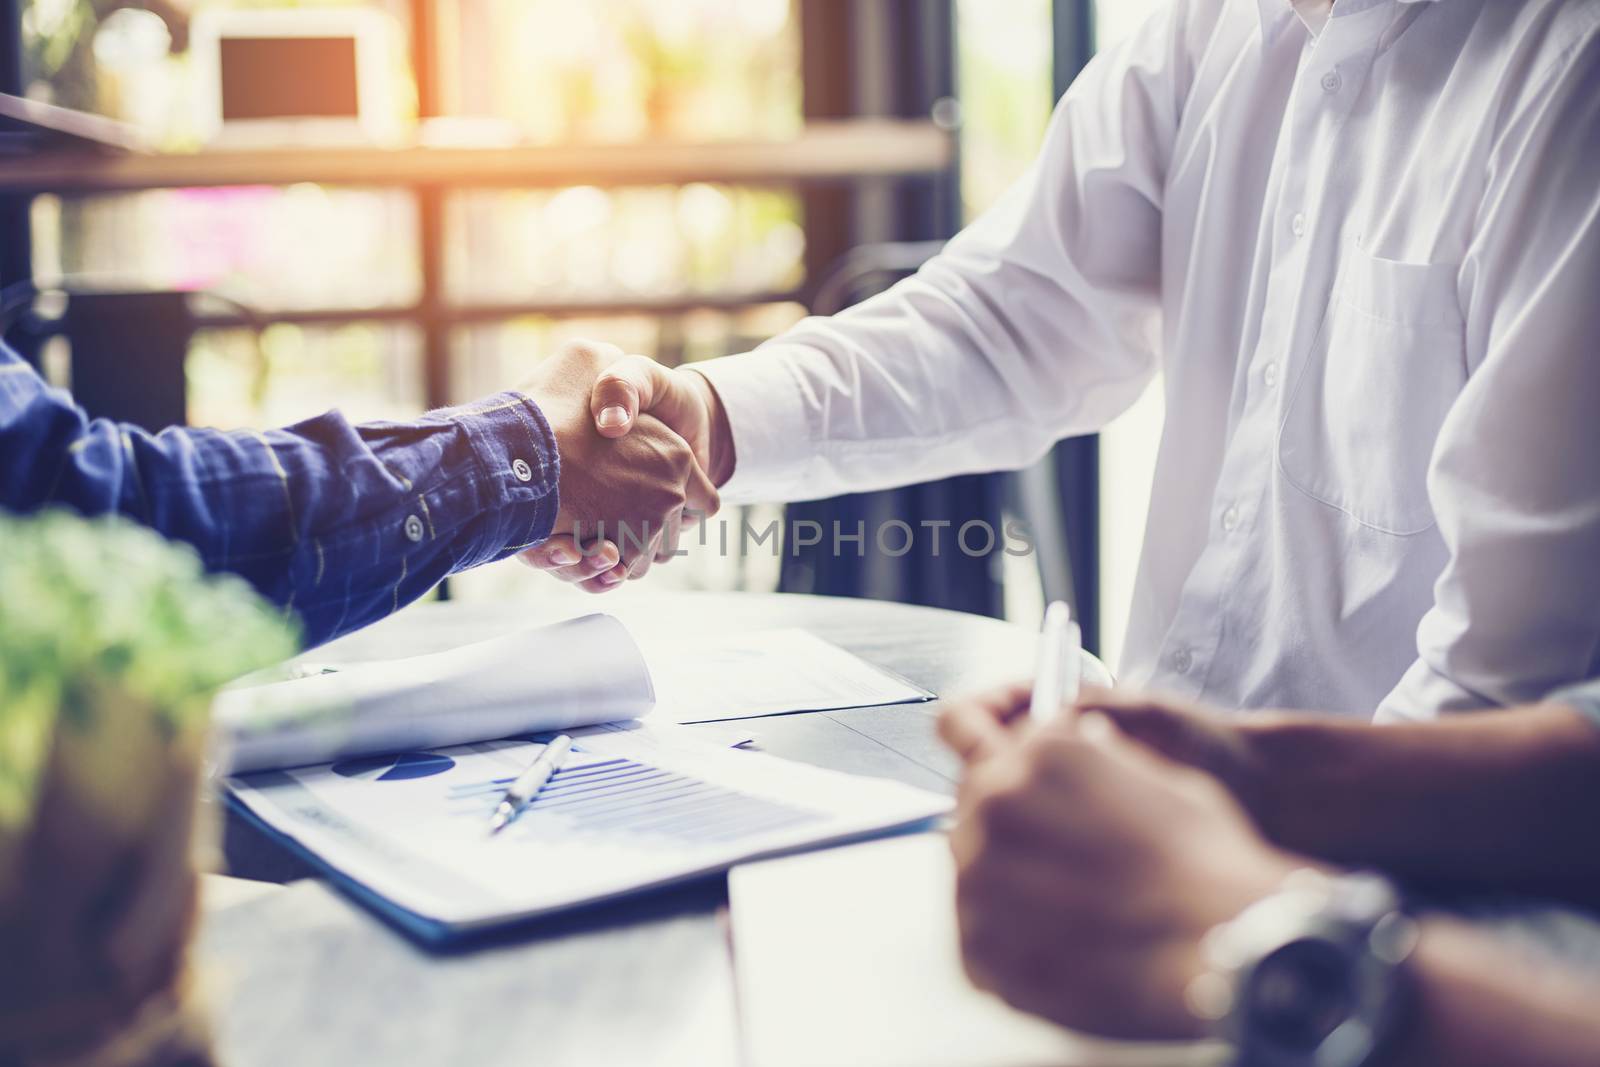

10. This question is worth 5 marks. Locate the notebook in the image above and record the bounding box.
[730,834,1226,1067]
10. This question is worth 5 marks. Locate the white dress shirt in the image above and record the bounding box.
[696,0,1600,719]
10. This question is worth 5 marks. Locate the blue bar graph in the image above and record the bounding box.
[448,756,823,845]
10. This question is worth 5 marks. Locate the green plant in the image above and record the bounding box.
[0,509,298,829]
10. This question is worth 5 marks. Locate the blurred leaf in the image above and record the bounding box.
[0,509,298,828]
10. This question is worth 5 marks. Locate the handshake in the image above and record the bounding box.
[514,340,737,590]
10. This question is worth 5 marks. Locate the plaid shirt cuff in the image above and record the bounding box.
[448,390,562,570]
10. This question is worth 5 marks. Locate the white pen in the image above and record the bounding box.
[1029,601,1083,726]
[487,734,573,835]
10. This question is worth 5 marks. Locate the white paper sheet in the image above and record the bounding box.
[216,614,654,773]
[730,834,1227,1067]
[226,722,950,932]
[643,629,933,724]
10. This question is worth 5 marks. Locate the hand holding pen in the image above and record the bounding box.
[935,601,1084,763]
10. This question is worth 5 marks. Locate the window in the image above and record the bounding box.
[12,0,944,605]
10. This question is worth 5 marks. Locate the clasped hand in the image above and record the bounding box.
[515,340,730,588]
[517,339,732,590]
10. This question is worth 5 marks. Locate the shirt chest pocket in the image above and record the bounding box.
[1275,251,1467,536]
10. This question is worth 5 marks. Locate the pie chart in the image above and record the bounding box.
[331,751,456,781]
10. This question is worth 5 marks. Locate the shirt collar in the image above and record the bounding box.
[1254,0,1445,40]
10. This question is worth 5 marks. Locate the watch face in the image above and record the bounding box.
[1244,938,1356,1053]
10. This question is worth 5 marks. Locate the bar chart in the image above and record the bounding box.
[448,755,825,847]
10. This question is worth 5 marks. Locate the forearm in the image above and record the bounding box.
[694,281,1153,506]
[213,395,560,646]
[1376,919,1600,1067]
[692,12,1190,507]
[1243,705,1600,904]
[1,354,559,647]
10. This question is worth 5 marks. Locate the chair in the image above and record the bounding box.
[0,284,261,433]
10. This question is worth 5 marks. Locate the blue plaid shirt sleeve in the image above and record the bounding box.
[0,343,560,648]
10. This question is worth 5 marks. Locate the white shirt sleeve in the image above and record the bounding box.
[696,2,1196,505]
[1379,32,1600,717]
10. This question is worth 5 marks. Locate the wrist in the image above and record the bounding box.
[449,389,563,562]
[1162,845,1304,1039]
[1367,918,1592,1067]
[1209,846,1305,923]
[685,367,736,487]
[1364,921,1459,1067]
[1192,869,1418,1067]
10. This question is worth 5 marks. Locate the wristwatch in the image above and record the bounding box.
[1187,870,1420,1067]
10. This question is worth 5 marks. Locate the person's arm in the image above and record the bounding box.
[1377,918,1600,1067]
[527,0,1201,589]
[0,343,556,647]
[940,692,1600,1064]
[1378,27,1600,717]
[1241,703,1600,904]
[531,0,1220,585]
[682,0,1220,505]
[0,340,712,647]
[1076,686,1600,907]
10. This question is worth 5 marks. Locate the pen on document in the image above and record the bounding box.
[488,734,574,835]
[1029,601,1083,726]
[282,662,339,680]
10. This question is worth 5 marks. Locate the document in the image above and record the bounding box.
[643,629,933,725]
[216,617,931,773]
[730,834,1226,1067]
[216,614,654,773]
[227,723,950,939]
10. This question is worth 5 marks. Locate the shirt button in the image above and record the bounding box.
[1291,212,1307,237]
[511,457,533,483]
[1221,504,1240,532]
[1172,648,1195,674]
[1320,70,1342,93]
[404,514,425,543]
[1263,362,1280,388]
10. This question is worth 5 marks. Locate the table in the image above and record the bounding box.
[201,590,1069,1067]
[197,590,1600,1066]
